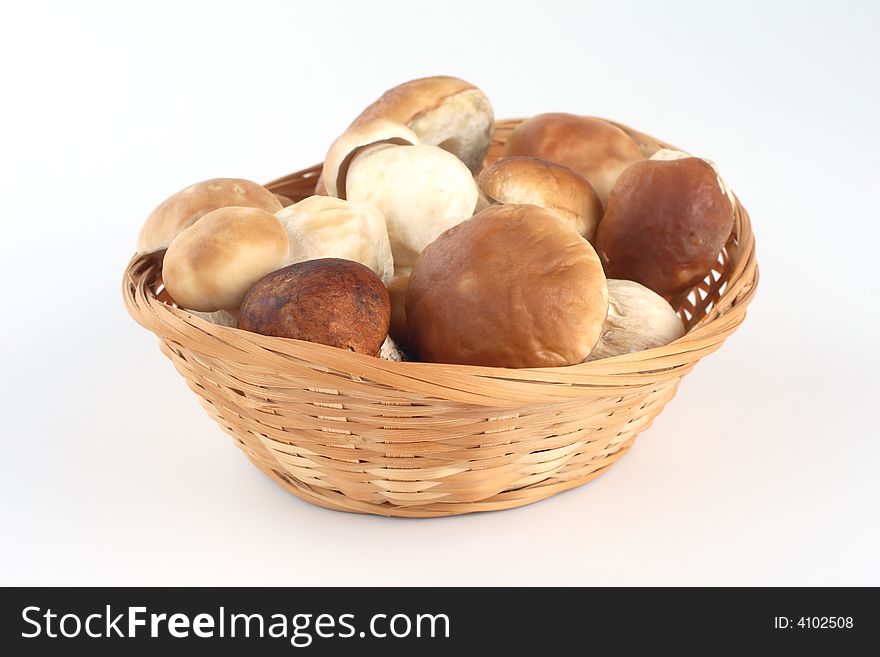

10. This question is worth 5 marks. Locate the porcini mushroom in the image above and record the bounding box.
[478,156,603,242]
[503,113,645,207]
[345,142,479,271]
[407,204,608,368]
[137,178,282,255]
[161,206,289,312]
[586,279,685,361]
[238,258,391,357]
[595,157,735,297]
[352,75,494,172]
[275,195,394,284]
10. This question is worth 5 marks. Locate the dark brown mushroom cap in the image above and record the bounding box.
[238,258,391,356]
[595,157,734,297]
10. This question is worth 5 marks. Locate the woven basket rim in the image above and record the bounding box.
[123,116,758,405]
[127,255,754,372]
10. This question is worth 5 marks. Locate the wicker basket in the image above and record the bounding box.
[123,118,758,517]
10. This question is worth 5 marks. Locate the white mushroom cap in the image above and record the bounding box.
[321,118,419,198]
[586,279,685,361]
[275,195,394,284]
[344,143,479,271]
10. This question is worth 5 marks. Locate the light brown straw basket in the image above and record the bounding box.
[123,118,758,517]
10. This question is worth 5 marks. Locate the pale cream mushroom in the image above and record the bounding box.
[345,142,479,271]
[321,118,419,198]
[162,206,289,312]
[586,280,685,361]
[137,178,281,254]
[275,195,394,284]
[186,309,239,328]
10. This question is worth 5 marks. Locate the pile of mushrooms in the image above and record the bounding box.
[135,76,737,368]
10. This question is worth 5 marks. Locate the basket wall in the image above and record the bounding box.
[123,118,758,517]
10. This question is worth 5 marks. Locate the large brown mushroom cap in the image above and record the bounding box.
[352,76,494,172]
[477,156,603,242]
[137,178,282,255]
[238,258,391,356]
[595,157,734,297]
[503,113,644,206]
[407,204,608,368]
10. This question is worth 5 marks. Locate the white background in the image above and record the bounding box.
[2,0,878,586]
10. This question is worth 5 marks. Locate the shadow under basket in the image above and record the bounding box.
[123,118,759,517]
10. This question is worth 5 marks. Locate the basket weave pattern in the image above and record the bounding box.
[123,119,758,517]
